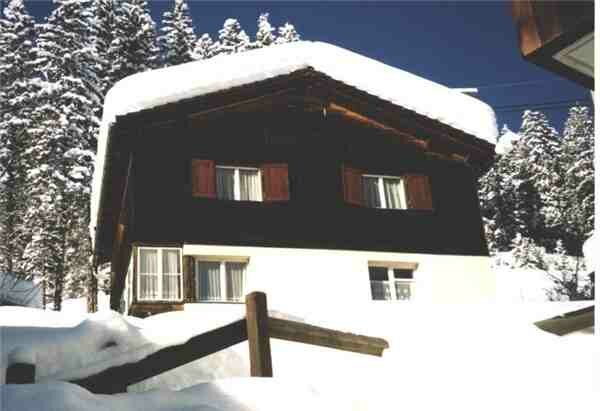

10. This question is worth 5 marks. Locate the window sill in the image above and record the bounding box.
[194,300,245,304]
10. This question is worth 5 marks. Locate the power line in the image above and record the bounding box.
[472,79,562,90]
[493,98,592,113]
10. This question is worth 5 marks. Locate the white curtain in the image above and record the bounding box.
[198,262,221,301]
[139,249,158,300]
[383,178,403,209]
[239,169,261,201]
[362,176,381,208]
[216,167,235,200]
[162,250,181,300]
[225,262,245,302]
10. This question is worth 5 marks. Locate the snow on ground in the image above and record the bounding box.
[61,292,111,315]
[2,377,341,411]
[91,41,498,237]
[1,301,596,410]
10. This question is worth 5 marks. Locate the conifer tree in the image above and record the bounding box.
[158,0,196,67]
[23,0,101,310]
[105,0,159,87]
[274,22,300,44]
[255,12,275,47]
[0,0,36,277]
[214,18,250,56]
[193,33,216,60]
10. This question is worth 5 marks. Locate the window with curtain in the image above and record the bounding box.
[362,174,407,209]
[196,260,247,302]
[216,166,262,202]
[369,265,414,301]
[137,248,182,301]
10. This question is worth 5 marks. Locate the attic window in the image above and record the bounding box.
[191,160,289,202]
[342,165,433,210]
[216,166,262,201]
[362,175,407,209]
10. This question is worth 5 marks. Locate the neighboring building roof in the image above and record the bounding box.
[0,272,42,309]
[91,41,499,239]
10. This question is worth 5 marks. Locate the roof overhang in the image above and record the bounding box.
[511,0,594,89]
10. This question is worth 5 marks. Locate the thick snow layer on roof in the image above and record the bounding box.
[90,41,498,237]
[1,302,595,410]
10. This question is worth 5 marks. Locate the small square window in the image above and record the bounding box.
[369,265,415,301]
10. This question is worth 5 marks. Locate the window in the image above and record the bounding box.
[216,166,262,201]
[362,175,407,209]
[369,265,414,301]
[192,160,289,202]
[196,260,246,302]
[137,247,182,301]
[342,165,433,210]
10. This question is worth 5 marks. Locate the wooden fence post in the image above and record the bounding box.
[245,292,273,377]
[6,363,35,384]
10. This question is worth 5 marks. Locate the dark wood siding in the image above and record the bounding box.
[128,109,488,256]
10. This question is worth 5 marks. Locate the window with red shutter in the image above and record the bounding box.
[404,174,434,210]
[342,165,363,206]
[261,163,289,202]
[191,160,216,198]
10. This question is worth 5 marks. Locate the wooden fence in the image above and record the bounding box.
[6,292,389,393]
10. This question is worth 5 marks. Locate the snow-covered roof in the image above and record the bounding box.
[91,41,498,237]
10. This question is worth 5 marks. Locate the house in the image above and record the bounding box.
[510,0,594,89]
[90,41,498,317]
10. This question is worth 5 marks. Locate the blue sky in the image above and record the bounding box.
[24,0,592,137]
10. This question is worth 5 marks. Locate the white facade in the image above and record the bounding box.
[123,244,496,315]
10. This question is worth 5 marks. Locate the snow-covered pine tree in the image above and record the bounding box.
[559,105,594,251]
[214,18,251,56]
[478,126,522,252]
[105,0,159,87]
[158,0,196,67]
[193,33,217,60]
[91,0,118,99]
[511,110,561,246]
[274,22,300,44]
[23,0,101,310]
[255,12,275,48]
[0,0,36,278]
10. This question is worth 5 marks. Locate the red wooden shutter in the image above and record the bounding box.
[261,163,289,201]
[191,160,216,198]
[342,165,363,206]
[404,174,433,210]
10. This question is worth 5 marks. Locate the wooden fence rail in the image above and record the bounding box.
[6,292,389,393]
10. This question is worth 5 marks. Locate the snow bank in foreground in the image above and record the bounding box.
[2,378,340,411]
[1,302,595,410]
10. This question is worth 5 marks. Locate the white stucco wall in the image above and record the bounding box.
[182,244,496,311]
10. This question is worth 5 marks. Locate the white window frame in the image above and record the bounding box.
[362,174,407,209]
[195,258,248,303]
[137,247,184,302]
[216,165,263,202]
[368,265,415,301]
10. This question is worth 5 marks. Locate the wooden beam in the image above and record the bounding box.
[268,317,389,357]
[534,305,594,336]
[71,318,247,393]
[327,102,428,151]
[245,292,273,377]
